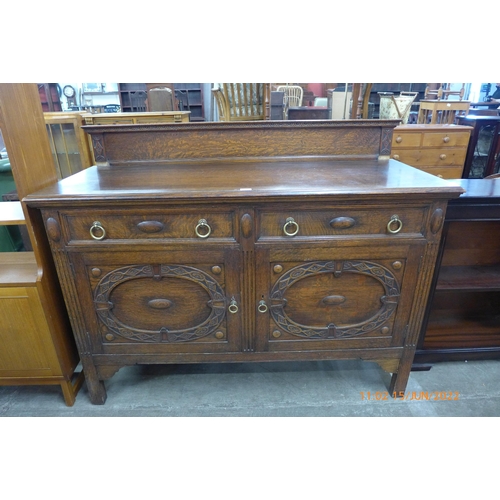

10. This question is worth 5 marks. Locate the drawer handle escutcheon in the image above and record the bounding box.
[258,300,268,313]
[228,297,239,314]
[387,215,403,234]
[330,216,356,229]
[283,217,299,236]
[90,221,106,240]
[195,219,211,238]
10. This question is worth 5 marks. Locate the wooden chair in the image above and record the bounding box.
[212,83,268,121]
[276,85,303,107]
[417,100,470,124]
[130,91,147,112]
[425,83,466,101]
[148,88,174,112]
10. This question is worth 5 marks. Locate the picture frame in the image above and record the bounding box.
[82,83,102,93]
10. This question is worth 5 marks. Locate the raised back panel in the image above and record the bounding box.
[83,120,400,166]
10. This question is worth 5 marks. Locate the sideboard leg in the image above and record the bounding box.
[81,356,107,405]
[389,356,413,398]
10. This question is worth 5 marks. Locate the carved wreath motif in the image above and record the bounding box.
[93,264,226,343]
[269,260,400,339]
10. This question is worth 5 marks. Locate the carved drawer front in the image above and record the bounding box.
[255,242,424,352]
[71,249,241,354]
[257,207,426,239]
[63,211,235,243]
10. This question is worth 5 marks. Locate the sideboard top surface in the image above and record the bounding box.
[25,159,464,206]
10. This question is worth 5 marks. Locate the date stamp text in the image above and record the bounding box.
[360,391,460,401]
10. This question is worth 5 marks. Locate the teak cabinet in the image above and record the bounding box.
[0,84,82,405]
[391,124,472,179]
[25,120,463,404]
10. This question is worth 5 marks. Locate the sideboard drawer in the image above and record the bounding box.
[63,211,236,243]
[257,207,426,239]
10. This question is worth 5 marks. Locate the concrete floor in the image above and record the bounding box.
[1,358,499,416]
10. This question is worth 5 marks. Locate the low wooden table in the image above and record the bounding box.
[25,120,463,404]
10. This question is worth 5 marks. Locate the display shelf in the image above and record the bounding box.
[424,320,500,349]
[436,265,500,291]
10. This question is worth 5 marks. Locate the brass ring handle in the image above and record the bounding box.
[283,217,299,237]
[90,221,106,240]
[387,215,403,234]
[195,219,211,238]
[228,297,238,314]
[258,300,268,313]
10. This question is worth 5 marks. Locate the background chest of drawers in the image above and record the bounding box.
[25,120,463,404]
[391,124,472,179]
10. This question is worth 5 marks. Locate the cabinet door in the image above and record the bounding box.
[255,242,424,352]
[68,247,242,355]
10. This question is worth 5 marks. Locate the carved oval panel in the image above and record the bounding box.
[45,217,61,242]
[430,208,444,235]
[93,264,226,343]
[329,217,356,229]
[137,220,165,233]
[269,260,400,339]
[240,213,253,239]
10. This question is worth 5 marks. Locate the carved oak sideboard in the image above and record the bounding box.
[24,120,463,404]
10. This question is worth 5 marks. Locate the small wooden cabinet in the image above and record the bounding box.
[391,124,472,179]
[0,84,83,406]
[0,201,82,406]
[415,178,500,366]
[25,120,463,404]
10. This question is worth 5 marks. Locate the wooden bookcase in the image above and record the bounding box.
[415,178,500,366]
[0,84,83,405]
[118,83,204,120]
